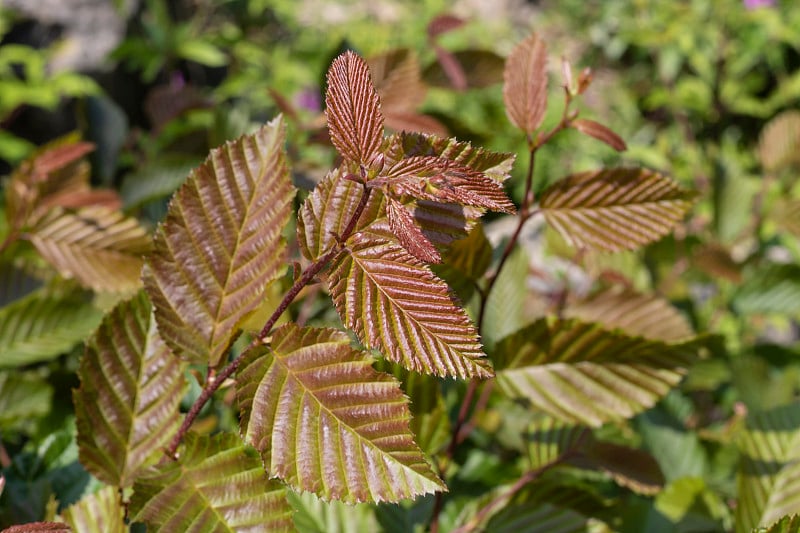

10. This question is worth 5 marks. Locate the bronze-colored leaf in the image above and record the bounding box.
[503,33,548,134]
[2,523,71,533]
[325,51,384,166]
[540,168,698,252]
[384,112,448,137]
[572,118,627,151]
[367,49,426,113]
[144,118,294,366]
[427,14,465,39]
[386,196,441,263]
[692,243,742,283]
[581,441,664,495]
[758,110,800,172]
[424,50,505,90]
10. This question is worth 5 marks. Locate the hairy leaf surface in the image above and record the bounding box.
[325,51,384,166]
[540,168,697,252]
[27,206,151,292]
[736,402,800,532]
[330,229,492,379]
[144,118,294,366]
[503,33,548,134]
[75,292,186,488]
[0,289,103,368]
[130,432,293,532]
[494,317,703,426]
[237,324,443,503]
[61,485,126,533]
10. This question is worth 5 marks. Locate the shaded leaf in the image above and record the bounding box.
[540,168,698,252]
[503,33,548,134]
[120,158,197,209]
[736,402,800,532]
[572,119,627,152]
[494,317,704,426]
[433,223,492,303]
[144,118,294,366]
[329,228,492,379]
[733,264,800,315]
[774,199,800,238]
[0,261,42,307]
[482,247,529,350]
[130,432,293,532]
[75,292,186,488]
[289,491,379,533]
[0,289,103,368]
[423,50,506,89]
[61,486,125,533]
[237,324,443,503]
[692,243,743,283]
[0,370,52,430]
[580,441,664,495]
[386,195,441,263]
[367,49,426,114]
[27,206,151,293]
[637,408,709,483]
[565,287,693,341]
[526,416,589,471]
[759,110,800,172]
[325,51,384,166]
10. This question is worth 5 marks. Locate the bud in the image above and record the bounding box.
[561,57,575,95]
[577,67,593,94]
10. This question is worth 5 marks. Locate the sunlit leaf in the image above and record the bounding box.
[655,477,729,529]
[144,118,294,366]
[733,264,800,315]
[572,119,627,152]
[2,523,71,532]
[130,432,293,532]
[61,486,125,533]
[237,324,443,503]
[386,195,441,263]
[0,288,103,368]
[759,515,800,533]
[330,228,492,379]
[758,110,800,172]
[27,206,151,292]
[368,49,426,113]
[494,316,704,426]
[325,51,384,166]
[503,33,548,134]
[540,168,697,252]
[736,402,800,532]
[75,292,186,488]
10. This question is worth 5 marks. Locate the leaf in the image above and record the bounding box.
[572,119,627,152]
[564,287,694,341]
[325,51,384,166]
[289,491,379,533]
[692,243,743,283]
[0,261,42,307]
[74,292,186,488]
[27,206,151,292]
[503,33,548,134]
[0,370,52,430]
[580,441,664,495]
[493,316,704,427]
[427,14,466,38]
[0,289,103,368]
[759,515,800,533]
[367,49,426,113]
[120,158,197,209]
[736,402,800,532]
[526,416,590,471]
[733,264,800,315]
[539,168,698,252]
[637,408,709,483]
[774,199,800,238]
[758,110,800,172]
[329,228,492,379]
[423,50,506,89]
[61,486,126,533]
[1,523,71,533]
[237,324,443,503]
[482,247,529,351]
[655,477,729,529]
[130,432,293,532]
[144,118,295,366]
[386,195,441,263]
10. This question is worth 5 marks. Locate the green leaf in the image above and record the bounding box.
[176,39,227,67]
[758,515,800,533]
[144,117,295,366]
[654,477,729,530]
[526,416,590,471]
[482,247,529,351]
[733,264,800,315]
[329,228,492,379]
[75,292,186,488]
[119,158,197,209]
[433,223,492,304]
[289,491,379,533]
[540,168,697,252]
[503,33,548,134]
[27,206,151,292]
[0,259,43,307]
[637,408,709,482]
[130,432,293,532]
[237,324,443,503]
[736,402,800,532]
[758,110,800,172]
[0,371,52,431]
[61,486,126,533]
[494,317,704,426]
[0,288,103,368]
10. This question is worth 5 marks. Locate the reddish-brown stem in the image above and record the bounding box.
[165,183,371,459]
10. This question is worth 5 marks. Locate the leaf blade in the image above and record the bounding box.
[503,33,548,134]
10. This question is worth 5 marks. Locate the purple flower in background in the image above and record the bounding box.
[296,87,322,113]
[744,0,775,9]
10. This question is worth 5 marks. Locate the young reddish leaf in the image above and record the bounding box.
[503,33,548,134]
[329,226,492,379]
[572,118,627,152]
[427,14,466,39]
[237,324,444,503]
[27,206,152,293]
[540,168,698,252]
[325,51,384,166]
[384,112,448,136]
[758,110,800,172]
[144,118,294,366]
[62,485,126,533]
[2,523,70,532]
[368,49,426,114]
[432,46,467,91]
[75,292,186,488]
[386,195,441,263]
[130,432,293,532]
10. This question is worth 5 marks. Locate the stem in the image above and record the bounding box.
[165,183,371,459]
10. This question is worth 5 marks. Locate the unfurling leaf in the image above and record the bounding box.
[325,51,384,166]
[503,33,548,134]
[237,324,443,503]
[329,228,492,379]
[130,432,293,532]
[572,118,627,152]
[494,316,704,426]
[758,110,800,172]
[75,292,186,488]
[144,118,294,366]
[61,485,126,533]
[540,168,697,252]
[27,206,151,292]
